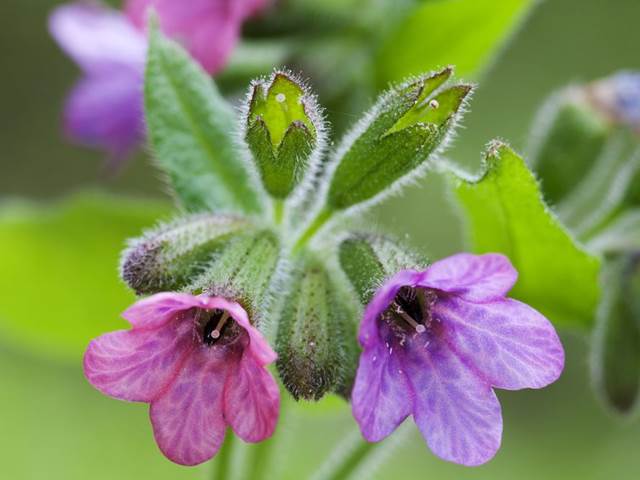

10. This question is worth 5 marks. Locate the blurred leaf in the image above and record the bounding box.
[452,142,601,328]
[0,192,169,362]
[557,131,640,237]
[145,23,261,213]
[376,0,535,86]
[587,209,640,254]
[590,256,640,415]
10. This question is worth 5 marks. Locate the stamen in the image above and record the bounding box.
[392,302,426,334]
[211,311,230,339]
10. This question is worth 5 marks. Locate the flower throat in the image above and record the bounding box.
[382,286,438,335]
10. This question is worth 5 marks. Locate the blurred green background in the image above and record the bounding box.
[1,0,640,479]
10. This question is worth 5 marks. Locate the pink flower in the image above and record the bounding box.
[84,293,280,466]
[125,0,270,73]
[352,253,564,466]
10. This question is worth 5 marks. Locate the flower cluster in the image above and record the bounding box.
[49,0,268,165]
[78,27,565,467]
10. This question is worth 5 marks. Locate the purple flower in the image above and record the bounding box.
[49,3,146,165]
[125,0,270,74]
[50,1,269,163]
[611,72,640,127]
[351,253,564,466]
[84,292,280,466]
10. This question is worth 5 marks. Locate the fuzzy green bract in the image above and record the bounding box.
[326,68,471,211]
[453,142,601,328]
[0,193,169,361]
[145,21,261,214]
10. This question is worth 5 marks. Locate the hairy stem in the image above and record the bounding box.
[293,206,334,253]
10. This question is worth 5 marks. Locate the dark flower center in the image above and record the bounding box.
[382,286,438,339]
[197,309,242,347]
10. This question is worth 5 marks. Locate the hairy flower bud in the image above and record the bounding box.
[189,230,281,321]
[591,255,640,415]
[245,72,322,200]
[121,215,252,294]
[528,87,612,204]
[324,67,472,211]
[276,255,358,400]
[339,234,427,304]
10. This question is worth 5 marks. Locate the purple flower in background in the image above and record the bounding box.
[50,0,269,164]
[49,3,147,165]
[84,293,280,465]
[126,0,269,74]
[611,72,640,127]
[352,253,564,466]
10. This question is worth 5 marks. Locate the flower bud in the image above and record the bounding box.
[276,255,358,400]
[121,215,251,295]
[189,230,281,321]
[591,255,640,415]
[339,234,427,304]
[245,72,322,200]
[325,67,472,210]
[529,72,640,206]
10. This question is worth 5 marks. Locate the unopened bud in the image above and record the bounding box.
[120,215,251,295]
[245,72,322,199]
[276,255,358,400]
[591,255,640,415]
[326,67,472,210]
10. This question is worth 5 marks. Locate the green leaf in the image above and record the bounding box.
[452,142,601,328]
[590,256,640,415]
[376,0,535,86]
[145,23,261,213]
[0,193,169,361]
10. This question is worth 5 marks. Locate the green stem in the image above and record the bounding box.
[293,207,334,253]
[311,430,376,480]
[273,199,285,225]
[211,433,235,480]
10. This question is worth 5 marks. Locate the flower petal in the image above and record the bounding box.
[125,0,252,73]
[150,348,229,466]
[49,3,146,74]
[64,70,144,161]
[122,292,205,329]
[405,340,503,466]
[83,320,192,402]
[434,297,565,390]
[352,340,413,442]
[420,253,517,303]
[224,353,280,442]
[359,269,424,347]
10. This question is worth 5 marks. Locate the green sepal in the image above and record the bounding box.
[120,215,252,295]
[246,72,319,199]
[145,20,261,213]
[338,234,426,304]
[188,230,280,322]
[326,68,472,210]
[276,254,356,401]
[591,256,640,415]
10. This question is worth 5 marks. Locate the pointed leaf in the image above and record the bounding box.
[145,23,261,213]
